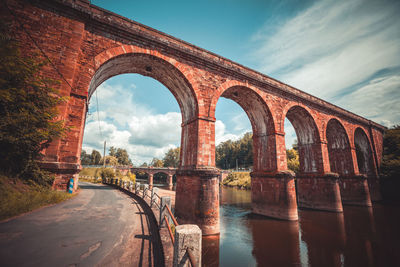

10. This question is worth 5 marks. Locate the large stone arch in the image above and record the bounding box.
[91,45,199,123]
[212,82,276,171]
[284,105,322,173]
[326,118,353,176]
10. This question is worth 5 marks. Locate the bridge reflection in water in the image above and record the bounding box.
[200,186,400,267]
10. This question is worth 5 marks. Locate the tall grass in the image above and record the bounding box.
[0,175,73,221]
[222,172,251,189]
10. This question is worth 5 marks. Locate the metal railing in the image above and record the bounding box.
[102,178,199,267]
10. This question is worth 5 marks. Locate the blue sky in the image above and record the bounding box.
[82,0,400,165]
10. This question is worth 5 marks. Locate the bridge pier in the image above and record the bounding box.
[175,168,220,236]
[338,175,372,206]
[148,173,153,188]
[251,171,298,221]
[296,173,343,212]
[167,174,173,187]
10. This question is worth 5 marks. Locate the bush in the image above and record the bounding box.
[100,168,115,179]
[222,172,251,189]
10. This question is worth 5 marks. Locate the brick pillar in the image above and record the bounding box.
[251,132,298,220]
[297,142,343,212]
[175,117,220,235]
[148,173,153,188]
[337,146,372,206]
[167,174,173,187]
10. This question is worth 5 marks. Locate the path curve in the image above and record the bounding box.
[0,182,163,267]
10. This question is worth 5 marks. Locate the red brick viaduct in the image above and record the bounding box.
[2,0,385,235]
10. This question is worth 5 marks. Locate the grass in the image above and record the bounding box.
[221,172,251,189]
[0,175,74,221]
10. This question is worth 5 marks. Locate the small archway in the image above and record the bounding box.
[285,106,322,174]
[218,85,276,172]
[326,119,353,176]
[354,128,375,177]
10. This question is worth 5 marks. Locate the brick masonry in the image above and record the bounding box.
[2,0,385,235]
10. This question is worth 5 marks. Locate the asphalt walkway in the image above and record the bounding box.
[0,182,163,267]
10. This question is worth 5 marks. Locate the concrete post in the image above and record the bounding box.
[129,181,133,192]
[173,224,202,267]
[151,187,158,208]
[148,173,154,187]
[115,179,118,186]
[143,184,149,199]
[135,182,140,195]
[167,174,173,187]
[160,196,171,228]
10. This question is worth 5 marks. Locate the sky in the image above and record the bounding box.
[82,0,400,165]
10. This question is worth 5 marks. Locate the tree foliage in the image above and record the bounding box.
[216,132,253,169]
[151,157,164,167]
[91,150,102,165]
[163,147,180,167]
[381,125,400,180]
[0,22,66,184]
[100,155,118,166]
[286,148,299,173]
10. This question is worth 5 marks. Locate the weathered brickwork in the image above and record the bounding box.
[2,0,386,234]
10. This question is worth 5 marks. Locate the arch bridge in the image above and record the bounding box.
[130,167,177,187]
[2,0,385,235]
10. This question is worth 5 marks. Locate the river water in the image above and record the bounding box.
[202,186,400,267]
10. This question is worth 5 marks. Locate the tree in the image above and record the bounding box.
[80,150,92,165]
[151,157,164,167]
[100,155,118,166]
[115,148,131,166]
[163,147,180,167]
[286,148,299,173]
[91,150,102,165]
[381,125,400,180]
[215,132,253,170]
[109,146,117,157]
[0,22,66,183]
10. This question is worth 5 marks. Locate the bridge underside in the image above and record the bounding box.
[2,0,385,235]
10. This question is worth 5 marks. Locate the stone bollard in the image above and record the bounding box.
[173,225,202,267]
[135,182,140,195]
[160,196,171,228]
[143,184,149,199]
[129,181,133,192]
[151,187,158,208]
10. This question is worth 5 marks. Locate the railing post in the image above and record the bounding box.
[135,182,140,194]
[173,225,202,267]
[129,181,133,192]
[160,196,171,228]
[143,184,149,199]
[151,187,158,208]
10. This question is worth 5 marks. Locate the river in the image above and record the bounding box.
[201,186,400,267]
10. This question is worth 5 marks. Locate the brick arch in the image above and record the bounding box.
[326,118,354,176]
[354,127,375,176]
[211,81,277,171]
[91,45,199,122]
[283,105,322,173]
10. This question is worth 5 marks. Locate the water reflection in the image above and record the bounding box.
[203,186,400,267]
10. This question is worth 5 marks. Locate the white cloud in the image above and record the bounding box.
[215,120,242,145]
[251,0,400,124]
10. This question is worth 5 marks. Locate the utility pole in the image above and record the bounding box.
[103,140,106,168]
[236,158,238,171]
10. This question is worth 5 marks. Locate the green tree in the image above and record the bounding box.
[381,125,400,180]
[0,22,67,184]
[109,146,117,157]
[91,149,102,165]
[80,150,92,165]
[216,132,253,170]
[286,148,299,173]
[163,147,180,167]
[100,155,118,166]
[115,148,131,165]
[151,157,164,167]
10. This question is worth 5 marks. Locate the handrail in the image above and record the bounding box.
[164,215,175,244]
[165,204,179,227]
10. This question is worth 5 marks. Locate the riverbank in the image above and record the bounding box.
[221,172,251,189]
[0,175,74,221]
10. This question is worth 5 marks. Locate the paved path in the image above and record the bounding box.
[0,182,163,267]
